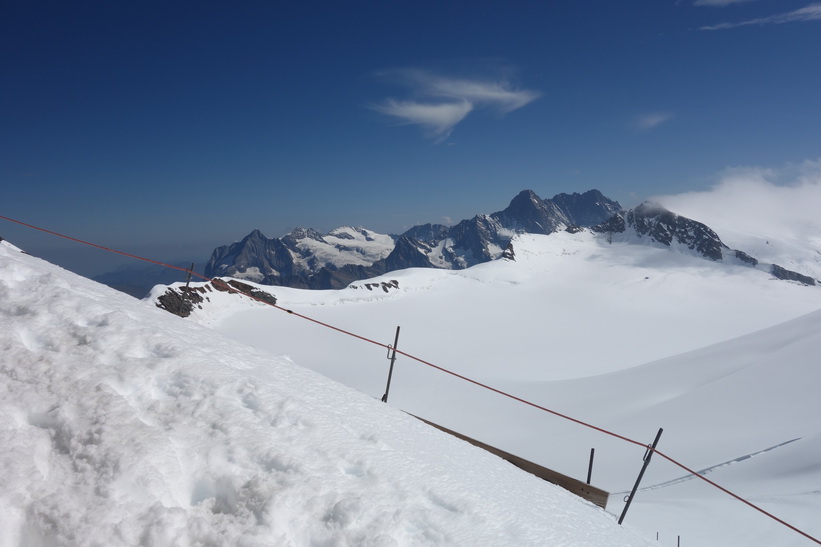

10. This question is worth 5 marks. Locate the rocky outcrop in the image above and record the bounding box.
[592,202,817,285]
[156,279,278,317]
[155,287,204,318]
[593,202,725,260]
[771,265,816,286]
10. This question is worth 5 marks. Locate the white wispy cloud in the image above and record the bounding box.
[633,112,674,131]
[372,68,540,141]
[701,2,821,30]
[371,99,473,140]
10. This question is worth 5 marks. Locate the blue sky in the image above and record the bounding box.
[2,0,821,275]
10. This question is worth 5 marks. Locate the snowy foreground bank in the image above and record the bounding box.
[0,240,652,546]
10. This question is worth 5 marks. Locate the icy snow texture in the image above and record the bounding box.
[0,240,651,547]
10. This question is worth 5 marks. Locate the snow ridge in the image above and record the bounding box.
[203,189,621,289]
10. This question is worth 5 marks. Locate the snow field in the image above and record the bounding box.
[188,231,821,546]
[0,241,652,546]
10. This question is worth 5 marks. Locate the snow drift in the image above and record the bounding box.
[0,240,651,546]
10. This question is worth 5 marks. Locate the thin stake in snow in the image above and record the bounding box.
[182,262,196,301]
[381,326,401,403]
[619,428,663,525]
[185,262,195,289]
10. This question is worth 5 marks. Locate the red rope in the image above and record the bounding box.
[651,450,820,544]
[0,215,202,277]
[2,214,819,545]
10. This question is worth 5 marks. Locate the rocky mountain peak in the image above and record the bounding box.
[283,227,326,244]
[244,229,267,241]
[492,190,567,233]
[551,190,623,226]
[591,203,816,284]
[204,188,627,289]
[509,189,542,208]
[593,202,725,261]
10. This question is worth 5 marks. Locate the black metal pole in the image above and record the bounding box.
[618,427,663,525]
[587,448,595,485]
[381,326,401,403]
[181,263,195,302]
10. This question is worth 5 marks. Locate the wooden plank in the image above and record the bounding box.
[412,415,610,509]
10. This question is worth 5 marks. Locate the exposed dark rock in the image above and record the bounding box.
[594,202,725,261]
[350,279,400,293]
[628,203,725,261]
[591,203,816,286]
[735,250,758,266]
[446,215,503,267]
[549,189,623,227]
[156,279,277,318]
[224,279,278,305]
[502,242,516,261]
[770,265,816,285]
[156,288,204,318]
[205,229,297,285]
[401,223,450,243]
[591,214,626,235]
[383,236,437,270]
[492,190,568,234]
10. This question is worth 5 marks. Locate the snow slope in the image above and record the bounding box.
[173,230,821,546]
[0,240,652,547]
[195,230,821,384]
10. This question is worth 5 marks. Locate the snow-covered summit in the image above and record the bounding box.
[202,189,622,289]
[0,241,652,546]
[203,226,396,288]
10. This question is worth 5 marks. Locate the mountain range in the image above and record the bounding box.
[204,189,816,290]
[205,189,618,289]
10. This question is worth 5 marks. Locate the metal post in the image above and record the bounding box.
[182,262,195,302]
[184,262,195,288]
[618,427,663,525]
[587,448,595,485]
[381,326,401,403]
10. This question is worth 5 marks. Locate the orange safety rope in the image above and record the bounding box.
[2,214,819,545]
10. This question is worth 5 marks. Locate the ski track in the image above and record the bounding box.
[613,438,803,496]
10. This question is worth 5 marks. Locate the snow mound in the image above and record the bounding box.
[0,244,651,546]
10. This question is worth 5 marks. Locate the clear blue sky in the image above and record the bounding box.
[2,0,820,275]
